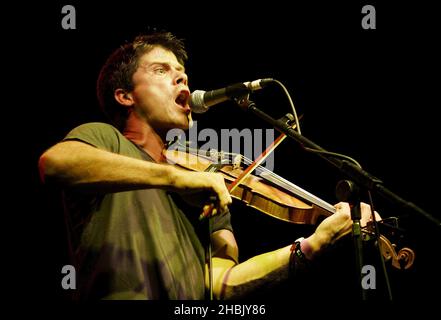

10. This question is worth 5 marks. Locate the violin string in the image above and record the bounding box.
[173,140,335,212]
[174,140,280,176]
[235,153,336,212]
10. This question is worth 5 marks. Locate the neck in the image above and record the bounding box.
[122,111,166,163]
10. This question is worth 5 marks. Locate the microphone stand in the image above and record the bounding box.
[238,100,441,229]
[235,98,441,299]
[335,180,367,300]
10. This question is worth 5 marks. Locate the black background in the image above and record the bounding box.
[22,0,440,309]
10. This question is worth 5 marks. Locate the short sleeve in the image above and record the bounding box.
[63,122,122,153]
[211,210,233,234]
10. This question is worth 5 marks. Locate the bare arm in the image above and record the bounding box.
[209,229,291,300]
[209,202,380,299]
[209,230,319,300]
[39,140,232,210]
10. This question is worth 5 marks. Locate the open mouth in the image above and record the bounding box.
[175,91,190,113]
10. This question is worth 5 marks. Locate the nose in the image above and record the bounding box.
[175,70,188,86]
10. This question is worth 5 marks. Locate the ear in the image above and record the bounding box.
[114,88,134,107]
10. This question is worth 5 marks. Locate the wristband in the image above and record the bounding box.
[289,237,308,276]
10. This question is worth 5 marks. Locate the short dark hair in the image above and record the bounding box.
[96,32,188,130]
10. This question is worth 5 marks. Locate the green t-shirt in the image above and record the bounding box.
[62,122,233,300]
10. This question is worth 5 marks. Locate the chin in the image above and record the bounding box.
[167,113,192,131]
[178,114,192,130]
[172,120,190,131]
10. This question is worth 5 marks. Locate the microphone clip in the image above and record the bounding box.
[233,93,252,109]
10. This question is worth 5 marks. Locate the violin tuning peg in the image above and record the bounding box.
[208,149,217,161]
[233,154,242,170]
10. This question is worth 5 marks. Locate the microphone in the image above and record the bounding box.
[190,78,273,113]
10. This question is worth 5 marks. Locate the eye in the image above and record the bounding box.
[154,67,166,75]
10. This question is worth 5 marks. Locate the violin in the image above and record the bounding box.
[165,146,331,225]
[163,143,415,270]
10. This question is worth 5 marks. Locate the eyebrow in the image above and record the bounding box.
[146,61,185,73]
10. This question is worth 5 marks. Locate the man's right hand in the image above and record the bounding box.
[40,141,233,215]
[171,168,232,215]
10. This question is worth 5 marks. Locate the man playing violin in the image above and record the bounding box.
[39,31,379,300]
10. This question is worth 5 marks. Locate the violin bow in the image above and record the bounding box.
[200,117,300,219]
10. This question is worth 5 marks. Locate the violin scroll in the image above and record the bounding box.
[364,220,415,270]
[378,235,415,270]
